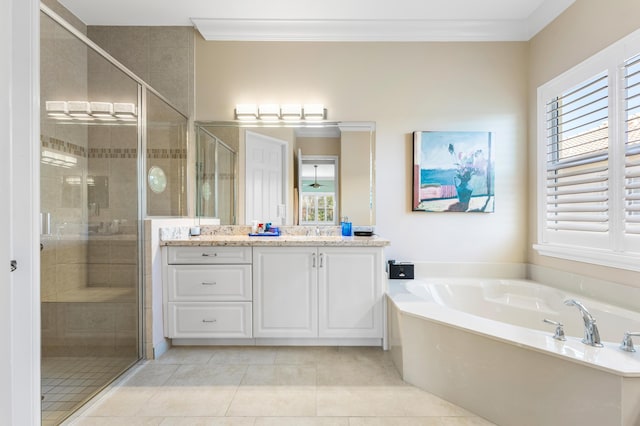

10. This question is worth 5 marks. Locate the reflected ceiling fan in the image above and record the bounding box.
[308,164,322,188]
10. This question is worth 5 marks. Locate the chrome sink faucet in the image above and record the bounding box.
[564,299,603,347]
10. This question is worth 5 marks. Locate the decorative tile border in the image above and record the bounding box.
[41,135,87,157]
[199,172,234,180]
[88,148,137,159]
[147,148,187,159]
[40,135,187,160]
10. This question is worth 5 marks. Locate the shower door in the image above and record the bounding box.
[40,11,141,425]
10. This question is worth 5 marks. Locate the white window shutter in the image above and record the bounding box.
[545,72,609,234]
[624,54,640,236]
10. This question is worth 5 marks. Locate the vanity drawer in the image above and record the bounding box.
[168,302,252,338]
[167,246,252,264]
[167,265,251,301]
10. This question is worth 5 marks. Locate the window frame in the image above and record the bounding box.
[535,28,640,271]
[299,192,336,225]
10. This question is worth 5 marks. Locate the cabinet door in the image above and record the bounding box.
[318,247,383,338]
[253,247,318,338]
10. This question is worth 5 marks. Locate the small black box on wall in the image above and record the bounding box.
[388,261,414,279]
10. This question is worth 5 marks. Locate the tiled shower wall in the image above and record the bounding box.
[146,92,188,216]
[87,26,194,117]
[88,26,192,218]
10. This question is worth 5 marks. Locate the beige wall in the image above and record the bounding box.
[341,131,372,225]
[296,137,340,157]
[196,39,529,263]
[528,0,640,286]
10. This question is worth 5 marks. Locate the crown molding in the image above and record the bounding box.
[60,0,575,41]
[192,18,535,42]
[192,0,576,43]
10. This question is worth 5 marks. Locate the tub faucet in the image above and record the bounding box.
[564,299,603,347]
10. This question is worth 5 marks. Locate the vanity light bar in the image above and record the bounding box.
[234,104,326,121]
[258,104,281,121]
[235,104,258,120]
[90,102,114,117]
[280,104,302,120]
[113,102,137,118]
[67,101,91,117]
[45,101,68,117]
[41,150,77,168]
[302,104,326,120]
[45,100,137,121]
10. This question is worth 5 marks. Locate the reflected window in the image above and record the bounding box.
[299,158,338,225]
[301,193,335,224]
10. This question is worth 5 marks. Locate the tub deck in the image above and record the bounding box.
[387,277,640,426]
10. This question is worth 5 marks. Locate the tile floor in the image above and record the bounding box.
[64,346,495,426]
[42,356,137,426]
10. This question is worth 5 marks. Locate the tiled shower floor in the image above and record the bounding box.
[41,356,136,426]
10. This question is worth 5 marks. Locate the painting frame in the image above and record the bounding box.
[412,131,494,213]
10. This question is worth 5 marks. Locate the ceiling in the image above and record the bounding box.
[58,0,575,41]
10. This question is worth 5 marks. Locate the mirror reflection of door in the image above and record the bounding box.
[298,155,339,225]
[245,130,288,224]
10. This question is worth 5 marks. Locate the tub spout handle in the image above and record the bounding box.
[620,331,640,352]
[564,299,603,347]
[543,319,566,341]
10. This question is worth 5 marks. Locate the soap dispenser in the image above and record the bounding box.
[341,216,352,236]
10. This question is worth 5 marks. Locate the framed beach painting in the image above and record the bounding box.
[412,131,494,213]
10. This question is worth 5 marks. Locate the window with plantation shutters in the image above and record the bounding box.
[535,28,640,271]
[545,72,609,234]
[624,54,640,236]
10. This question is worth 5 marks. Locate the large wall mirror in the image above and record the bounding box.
[195,121,376,226]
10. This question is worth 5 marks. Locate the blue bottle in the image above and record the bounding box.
[341,217,352,237]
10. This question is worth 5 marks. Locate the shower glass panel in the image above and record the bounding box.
[40,11,141,425]
[196,126,237,224]
[146,90,188,216]
[217,143,237,224]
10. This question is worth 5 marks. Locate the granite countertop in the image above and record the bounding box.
[159,225,390,247]
[161,234,390,247]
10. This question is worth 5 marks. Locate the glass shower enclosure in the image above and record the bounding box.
[196,126,237,224]
[40,5,187,425]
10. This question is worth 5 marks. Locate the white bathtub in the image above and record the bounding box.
[387,277,640,426]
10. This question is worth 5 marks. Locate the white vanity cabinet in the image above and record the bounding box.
[252,247,318,338]
[253,246,383,340]
[318,247,383,338]
[163,246,252,338]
